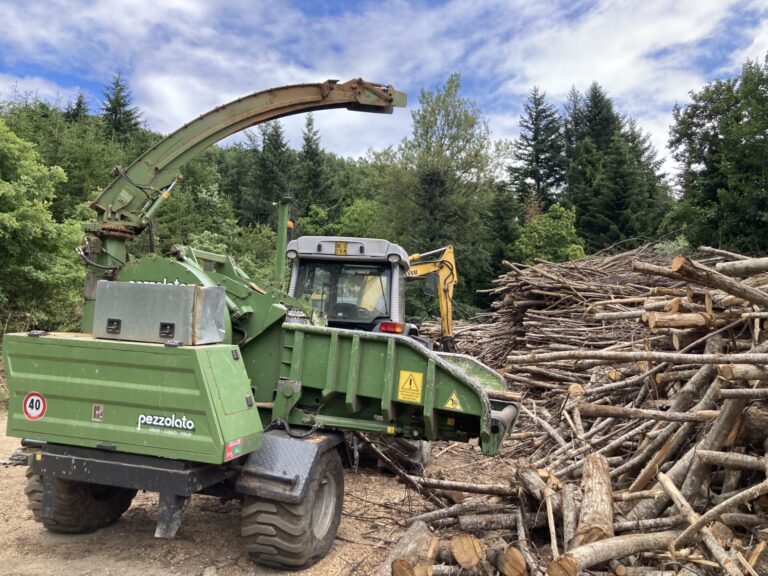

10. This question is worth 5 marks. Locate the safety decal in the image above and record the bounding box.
[224,438,244,461]
[443,391,463,412]
[397,370,423,403]
[23,392,47,421]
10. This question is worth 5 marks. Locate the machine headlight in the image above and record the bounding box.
[387,253,401,263]
[287,250,298,260]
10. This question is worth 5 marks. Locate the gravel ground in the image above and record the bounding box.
[0,411,425,576]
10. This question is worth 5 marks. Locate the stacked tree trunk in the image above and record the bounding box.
[401,246,768,575]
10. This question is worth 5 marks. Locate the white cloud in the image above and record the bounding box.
[0,0,763,165]
[730,16,768,66]
[0,73,79,104]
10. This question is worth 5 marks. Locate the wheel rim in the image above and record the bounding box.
[311,467,337,539]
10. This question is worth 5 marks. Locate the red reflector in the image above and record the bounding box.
[380,322,404,334]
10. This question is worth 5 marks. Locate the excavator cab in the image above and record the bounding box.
[286,236,414,334]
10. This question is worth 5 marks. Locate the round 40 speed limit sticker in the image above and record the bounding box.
[23,392,47,421]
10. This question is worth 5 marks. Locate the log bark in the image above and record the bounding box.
[405,476,517,497]
[645,311,730,331]
[414,565,475,576]
[613,515,685,533]
[657,472,743,576]
[741,404,768,445]
[632,260,686,280]
[695,449,765,472]
[748,542,768,576]
[545,483,559,559]
[458,513,516,532]
[517,468,561,513]
[718,364,768,381]
[517,504,544,576]
[674,480,768,546]
[374,520,436,576]
[655,368,699,384]
[577,402,717,423]
[546,531,681,576]
[670,255,768,308]
[509,350,768,365]
[614,513,761,534]
[562,484,577,552]
[407,500,496,525]
[719,388,768,400]
[715,257,768,277]
[613,489,666,502]
[571,454,613,548]
[587,572,675,576]
[679,399,748,501]
[698,245,752,260]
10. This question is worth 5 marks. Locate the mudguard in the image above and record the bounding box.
[235,429,344,504]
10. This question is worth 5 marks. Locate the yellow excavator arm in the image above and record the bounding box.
[406,245,457,352]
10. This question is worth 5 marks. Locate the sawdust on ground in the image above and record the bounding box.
[0,410,513,576]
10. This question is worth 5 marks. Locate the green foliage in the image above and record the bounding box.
[296,204,332,236]
[146,151,235,252]
[238,122,297,226]
[509,204,585,264]
[0,118,83,333]
[295,114,331,217]
[64,91,89,122]
[652,235,691,257]
[374,73,497,305]
[667,55,768,253]
[337,198,394,238]
[101,71,142,143]
[1,90,157,222]
[562,83,670,251]
[509,87,565,207]
[187,224,276,282]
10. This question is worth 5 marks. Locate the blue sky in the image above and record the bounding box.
[1,0,767,175]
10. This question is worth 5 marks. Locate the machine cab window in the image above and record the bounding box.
[294,262,391,326]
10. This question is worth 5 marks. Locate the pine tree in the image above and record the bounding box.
[64,90,88,122]
[101,71,142,142]
[239,121,295,226]
[296,113,329,216]
[562,83,668,251]
[509,87,565,207]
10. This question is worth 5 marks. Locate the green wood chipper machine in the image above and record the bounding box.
[3,79,517,570]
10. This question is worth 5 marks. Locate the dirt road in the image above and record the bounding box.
[0,411,417,576]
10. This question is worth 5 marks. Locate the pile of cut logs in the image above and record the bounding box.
[399,246,768,575]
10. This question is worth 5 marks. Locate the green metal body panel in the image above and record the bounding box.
[3,333,261,464]
[272,324,510,456]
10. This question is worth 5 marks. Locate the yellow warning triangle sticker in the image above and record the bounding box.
[444,391,463,411]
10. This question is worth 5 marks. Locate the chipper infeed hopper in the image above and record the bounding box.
[4,321,517,465]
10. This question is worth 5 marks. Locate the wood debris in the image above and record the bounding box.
[408,244,768,575]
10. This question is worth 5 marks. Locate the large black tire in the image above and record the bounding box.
[25,467,136,534]
[241,448,344,570]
